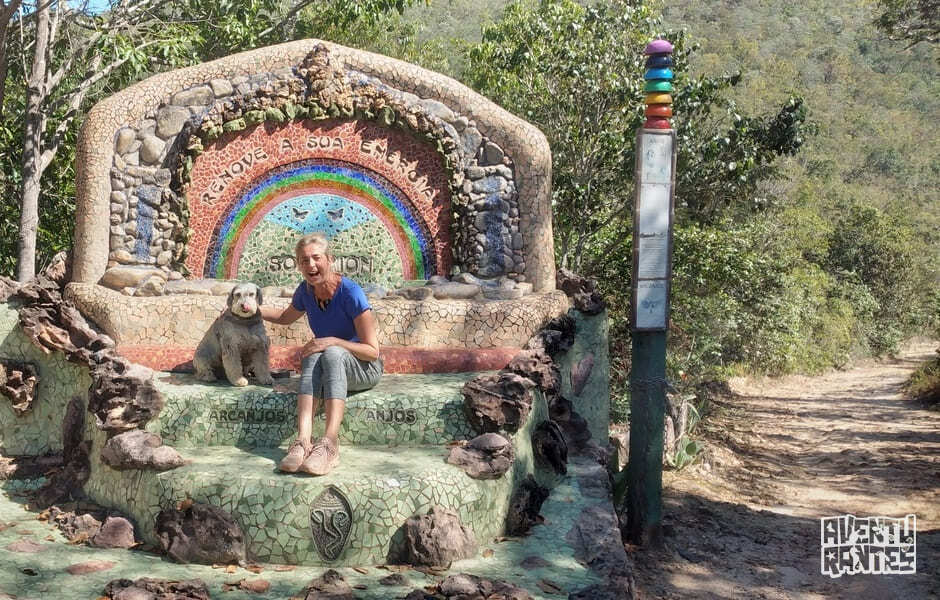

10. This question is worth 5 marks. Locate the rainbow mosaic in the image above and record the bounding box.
[183,119,453,288]
[206,160,435,287]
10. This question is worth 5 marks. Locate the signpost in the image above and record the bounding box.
[625,39,677,547]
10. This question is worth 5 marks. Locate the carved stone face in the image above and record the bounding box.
[295,242,333,288]
[228,283,261,318]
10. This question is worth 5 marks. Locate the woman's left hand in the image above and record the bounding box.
[300,336,342,357]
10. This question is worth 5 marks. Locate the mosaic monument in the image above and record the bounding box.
[1,40,614,574]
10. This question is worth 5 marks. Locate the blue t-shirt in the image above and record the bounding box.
[291,277,371,342]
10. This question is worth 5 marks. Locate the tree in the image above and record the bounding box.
[14,0,199,281]
[462,0,810,273]
[7,0,427,281]
[874,0,939,46]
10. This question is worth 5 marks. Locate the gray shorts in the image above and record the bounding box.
[299,345,382,399]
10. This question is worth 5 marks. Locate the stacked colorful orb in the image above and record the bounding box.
[643,39,675,130]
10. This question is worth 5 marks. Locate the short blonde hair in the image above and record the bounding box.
[294,232,332,258]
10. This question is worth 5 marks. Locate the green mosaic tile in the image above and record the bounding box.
[0,304,92,456]
[148,372,480,448]
[557,310,611,442]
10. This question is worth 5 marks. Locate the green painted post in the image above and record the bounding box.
[625,38,676,547]
[625,330,667,546]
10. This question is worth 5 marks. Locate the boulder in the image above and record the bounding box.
[92,516,136,549]
[462,372,535,434]
[505,476,549,536]
[524,315,575,356]
[99,266,166,291]
[88,360,164,432]
[438,574,532,600]
[430,282,481,300]
[155,502,246,565]
[400,506,477,567]
[532,420,568,475]
[506,348,559,399]
[103,578,210,600]
[555,268,605,315]
[301,569,355,600]
[446,433,514,479]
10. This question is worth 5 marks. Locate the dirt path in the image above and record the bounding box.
[631,341,939,599]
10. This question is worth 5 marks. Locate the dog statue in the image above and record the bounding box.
[193,282,273,387]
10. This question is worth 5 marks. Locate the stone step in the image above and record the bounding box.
[148,372,481,448]
[85,443,538,567]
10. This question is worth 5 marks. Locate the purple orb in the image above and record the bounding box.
[644,39,674,55]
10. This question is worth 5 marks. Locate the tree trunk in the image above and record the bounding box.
[16,1,50,282]
[0,0,24,119]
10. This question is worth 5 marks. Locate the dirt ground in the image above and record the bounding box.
[631,340,939,599]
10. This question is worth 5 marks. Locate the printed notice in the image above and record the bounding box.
[637,234,669,279]
[635,280,668,329]
[638,183,671,236]
[640,133,673,184]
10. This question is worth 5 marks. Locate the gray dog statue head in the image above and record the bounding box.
[227,282,262,319]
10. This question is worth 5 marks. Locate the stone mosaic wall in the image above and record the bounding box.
[75,41,554,294]
[0,304,91,456]
[65,283,571,349]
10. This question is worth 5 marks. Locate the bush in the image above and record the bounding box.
[905,350,940,409]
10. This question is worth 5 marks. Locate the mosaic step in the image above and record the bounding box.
[85,442,542,567]
[117,344,519,374]
[147,372,481,448]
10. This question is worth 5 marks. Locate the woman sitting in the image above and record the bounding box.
[261,232,382,475]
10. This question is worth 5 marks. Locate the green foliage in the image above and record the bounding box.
[874,0,939,46]
[904,349,940,408]
[462,0,811,273]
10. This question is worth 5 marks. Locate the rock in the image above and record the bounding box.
[524,315,575,356]
[430,282,481,300]
[379,573,408,586]
[506,476,549,536]
[134,275,166,297]
[462,372,535,434]
[506,348,559,399]
[239,579,271,593]
[0,360,38,415]
[519,555,551,569]
[209,280,239,296]
[571,353,595,396]
[100,430,185,471]
[438,574,532,600]
[34,440,91,509]
[360,283,387,299]
[400,506,477,567]
[99,266,166,291]
[62,396,86,463]
[171,85,213,107]
[88,360,164,432]
[155,250,172,267]
[481,141,504,165]
[155,503,246,565]
[115,128,137,154]
[461,127,483,157]
[51,508,102,541]
[67,560,117,575]
[139,135,165,164]
[209,78,234,97]
[532,420,568,475]
[566,501,634,599]
[556,268,606,315]
[446,433,514,479]
[302,569,355,600]
[155,106,191,139]
[103,578,210,600]
[92,516,136,549]
[419,99,455,122]
[549,396,592,451]
[397,286,433,301]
